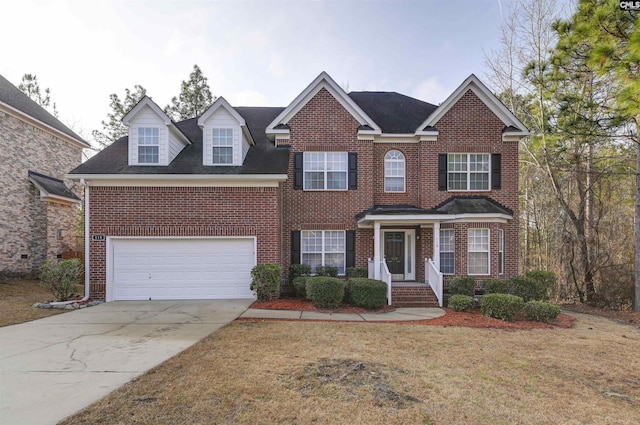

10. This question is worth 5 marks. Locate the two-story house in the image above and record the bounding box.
[0,74,90,278]
[68,72,527,306]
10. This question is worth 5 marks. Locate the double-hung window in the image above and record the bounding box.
[439,229,455,274]
[384,150,405,192]
[301,230,345,274]
[448,153,490,191]
[213,128,234,164]
[304,152,347,190]
[468,229,490,275]
[138,127,159,164]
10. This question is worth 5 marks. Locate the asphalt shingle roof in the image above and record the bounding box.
[69,107,290,175]
[434,196,513,215]
[28,170,80,201]
[348,91,438,134]
[0,74,87,145]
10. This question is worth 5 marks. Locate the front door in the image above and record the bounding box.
[384,232,405,279]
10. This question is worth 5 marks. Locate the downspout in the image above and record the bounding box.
[49,178,90,305]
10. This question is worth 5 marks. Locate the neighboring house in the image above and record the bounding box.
[68,72,527,306]
[0,74,90,278]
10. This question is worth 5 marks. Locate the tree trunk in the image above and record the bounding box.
[635,133,640,311]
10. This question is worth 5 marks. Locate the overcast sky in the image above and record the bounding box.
[0,0,509,143]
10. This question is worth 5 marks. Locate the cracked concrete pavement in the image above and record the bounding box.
[0,299,253,425]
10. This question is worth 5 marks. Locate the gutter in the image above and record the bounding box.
[49,178,90,305]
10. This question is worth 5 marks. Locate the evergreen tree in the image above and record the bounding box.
[91,85,147,148]
[164,64,215,120]
[18,73,58,117]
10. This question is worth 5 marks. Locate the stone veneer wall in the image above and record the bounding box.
[0,110,83,277]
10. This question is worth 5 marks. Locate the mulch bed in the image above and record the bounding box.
[246,298,575,329]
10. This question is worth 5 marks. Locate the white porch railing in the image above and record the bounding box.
[368,258,393,305]
[425,258,443,307]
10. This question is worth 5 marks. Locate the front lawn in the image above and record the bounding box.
[0,279,71,327]
[60,312,640,425]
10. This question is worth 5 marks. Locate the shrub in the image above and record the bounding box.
[39,259,82,301]
[250,264,281,302]
[482,278,511,294]
[293,276,310,299]
[346,267,368,279]
[448,294,474,312]
[481,293,524,322]
[448,276,476,297]
[348,278,387,309]
[523,301,561,323]
[315,266,339,277]
[306,277,345,309]
[511,275,548,302]
[525,270,557,300]
[289,264,311,281]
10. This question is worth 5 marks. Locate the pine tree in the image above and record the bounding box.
[91,85,147,148]
[164,64,215,120]
[18,73,58,117]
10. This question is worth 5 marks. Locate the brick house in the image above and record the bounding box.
[68,72,527,305]
[0,74,90,278]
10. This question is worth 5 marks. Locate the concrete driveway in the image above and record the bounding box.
[0,299,253,425]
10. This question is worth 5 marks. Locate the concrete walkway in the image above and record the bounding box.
[240,307,446,321]
[0,299,253,425]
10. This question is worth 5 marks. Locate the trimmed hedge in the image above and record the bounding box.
[289,264,311,281]
[293,276,310,299]
[348,278,387,310]
[448,294,474,312]
[511,276,548,302]
[315,266,339,277]
[525,270,557,300]
[482,278,511,294]
[481,293,524,322]
[306,277,345,309]
[448,276,476,297]
[250,264,281,301]
[523,301,561,323]
[346,267,368,279]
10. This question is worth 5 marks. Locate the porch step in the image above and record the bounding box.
[391,284,439,308]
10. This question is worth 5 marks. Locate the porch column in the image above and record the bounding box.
[433,222,440,270]
[373,221,381,280]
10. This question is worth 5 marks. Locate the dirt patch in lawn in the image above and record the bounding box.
[60,315,640,425]
[0,279,72,327]
[249,298,574,329]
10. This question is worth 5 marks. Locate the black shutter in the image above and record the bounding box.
[438,154,447,191]
[293,152,303,189]
[346,230,355,268]
[348,152,358,190]
[291,231,301,264]
[491,153,502,189]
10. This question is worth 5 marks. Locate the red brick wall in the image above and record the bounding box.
[281,88,374,284]
[88,186,281,300]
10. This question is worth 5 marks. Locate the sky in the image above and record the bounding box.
[0,0,509,144]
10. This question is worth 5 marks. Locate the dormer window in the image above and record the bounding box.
[138,127,159,164]
[213,128,234,165]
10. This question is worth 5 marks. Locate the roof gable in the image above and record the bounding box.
[266,72,381,137]
[0,74,89,147]
[122,96,191,145]
[416,74,528,135]
[198,97,246,127]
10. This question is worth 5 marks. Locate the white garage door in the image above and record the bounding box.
[109,238,256,301]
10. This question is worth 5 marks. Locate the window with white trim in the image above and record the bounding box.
[384,150,405,192]
[301,230,345,274]
[498,229,504,275]
[448,153,490,191]
[212,128,234,164]
[439,229,455,274]
[303,152,347,190]
[137,127,159,164]
[468,228,490,275]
